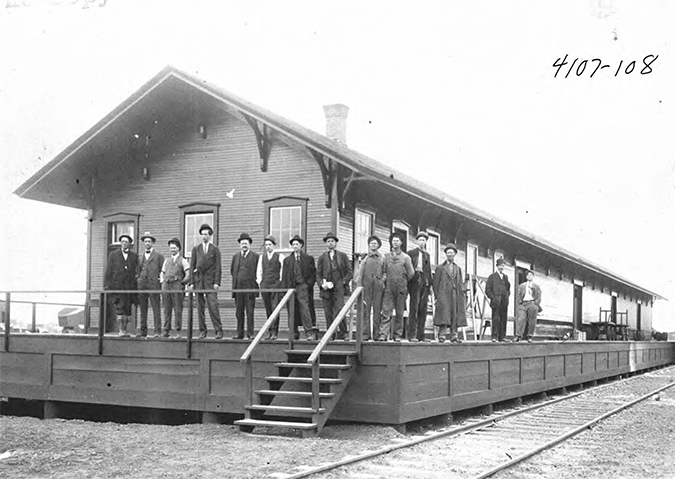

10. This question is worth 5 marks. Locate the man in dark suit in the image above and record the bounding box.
[104,234,139,337]
[485,257,511,342]
[189,224,223,339]
[316,232,353,340]
[407,231,433,342]
[136,232,165,338]
[231,233,259,340]
[515,269,542,343]
[282,235,317,340]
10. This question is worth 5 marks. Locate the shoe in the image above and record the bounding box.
[246,335,252,341]
[362,336,372,341]
[438,336,446,343]
[393,336,402,342]
[118,330,126,337]
[172,332,180,339]
[162,332,170,338]
[377,336,386,342]
[527,338,533,343]
[215,331,223,340]
[513,336,521,342]
[122,332,130,337]
[500,338,511,343]
[231,335,244,340]
[422,338,431,343]
[450,335,462,343]
[198,331,207,339]
[153,333,160,338]
[491,339,497,343]
[269,334,278,340]
[135,333,146,338]
[293,334,300,340]
[410,338,419,343]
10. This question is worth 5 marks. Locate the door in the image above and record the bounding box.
[573,284,583,330]
[393,227,408,252]
[636,303,642,338]
[610,296,617,323]
[103,218,137,332]
[514,267,528,317]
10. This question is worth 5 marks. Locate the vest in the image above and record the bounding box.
[261,252,282,288]
[164,256,185,283]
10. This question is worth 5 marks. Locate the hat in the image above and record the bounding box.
[444,243,458,253]
[289,234,305,246]
[526,268,535,275]
[323,232,339,242]
[389,231,405,244]
[237,232,253,243]
[118,234,133,244]
[416,231,429,240]
[264,234,277,245]
[367,235,382,248]
[496,258,506,266]
[199,224,213,235]
[167,237,182,250]
[140,231,156,242]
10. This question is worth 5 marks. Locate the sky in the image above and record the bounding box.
[1,0,674,330]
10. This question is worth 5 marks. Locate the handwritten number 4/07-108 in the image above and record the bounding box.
[552,54,658,78]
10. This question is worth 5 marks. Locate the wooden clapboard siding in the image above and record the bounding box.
[617,294,637,328]
[338,211,354,256]
[537,274,573,323]
[582,286,610,324]
[476,253,493,279]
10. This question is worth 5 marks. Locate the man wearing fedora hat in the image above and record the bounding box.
[136,232,165,338]
[231,233,259,340]
[407,231,433,342]
[316,232,353,340]
[486,257,512,342]
[433,243,467,343]
[381,231,414,341]
[354,235,386,341]
[189,224,223,339]
[104,234,140,337]
[161,238,190,338]
[256,234,285,340]
[515,269,542,343]
[282,235,317,340]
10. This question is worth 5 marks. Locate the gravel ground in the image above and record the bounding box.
[1,368,674,479]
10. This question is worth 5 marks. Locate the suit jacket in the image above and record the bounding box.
[137,250,165,289]
[282,251,316,289]
[517,281,542,310]
[432,261,467,327]
[407,247,432,285]
[190,242,222,289]
[316,249,353,297]
[485,271,511,308]
[231,250,260,297]
[104,248,139,291]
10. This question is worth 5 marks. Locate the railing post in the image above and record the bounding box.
[288,290,295,350]
[31,302,37,333]
[311,360,320,414]
[98,292,105,355]
[187,291,194,359]
[245,356,253,409]
[355,290,363,362]
[84,296,90,335]
[4,292,10,352]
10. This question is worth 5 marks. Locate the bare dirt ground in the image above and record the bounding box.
[2,370,675,479]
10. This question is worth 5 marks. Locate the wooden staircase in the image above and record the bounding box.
[235,347,358,437]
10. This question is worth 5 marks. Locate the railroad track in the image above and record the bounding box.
[269,366,675,479]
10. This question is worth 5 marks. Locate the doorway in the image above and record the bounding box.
[573,284,583,330]
[514,266,529,317]
[610,295,617,323]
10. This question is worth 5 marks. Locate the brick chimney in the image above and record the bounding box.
[323,104,349,145]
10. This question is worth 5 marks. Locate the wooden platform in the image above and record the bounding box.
[1,335,673,426]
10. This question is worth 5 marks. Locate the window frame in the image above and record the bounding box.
[466,241,478,278]
[427,230,441,268]
[263,196,308,253]
[391,220,410,252]
[104,212,140,250]
[353,206,375,256]
[179,202,220,258]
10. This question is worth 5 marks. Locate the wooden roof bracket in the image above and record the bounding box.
[311,150,335,208]
[243,113,274,172]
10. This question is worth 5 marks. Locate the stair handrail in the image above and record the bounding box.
[306,286,364,366]
[240,288,295,362]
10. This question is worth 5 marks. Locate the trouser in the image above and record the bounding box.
[407,275,430,340]
[261,291,280,333]
[517,301,538,339]
[289,283,313,337]
[162,282,184,332]
[381,282,408,340]
[197,291,222,333]
[491,296,509,340]
[235,292,256,337]
[361,277,384,339]
[322,283,347,338]
[138,288,161,335]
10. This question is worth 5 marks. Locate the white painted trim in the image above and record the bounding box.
[574,279,584,287]
[515,259,532,270]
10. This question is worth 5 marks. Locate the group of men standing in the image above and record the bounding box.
[104,224,541,342]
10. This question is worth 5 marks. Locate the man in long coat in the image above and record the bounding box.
[104,234,139,337]
[281,235,317,340]
[485,257,511,342]
[316,232,353,340]
[136,232,165,338]
[433,243,467,343]
[189,223,223,339]
[231,232,259,340]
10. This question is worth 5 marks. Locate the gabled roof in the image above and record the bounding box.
[15,65,663,300]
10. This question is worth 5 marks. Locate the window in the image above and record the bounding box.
[354,208,374,255]
[493,250,505,270]
[427,231,440,268]
[179,202,220,258]
[110,221,135,245]
[264,197,308,251]
[466,243,478,278]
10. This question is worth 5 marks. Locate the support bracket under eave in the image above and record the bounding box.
[243,114,274,172]
[311,150,335,208]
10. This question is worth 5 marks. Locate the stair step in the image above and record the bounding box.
[265,376,342,384]
[255,390,335,398]
[275,362,352,370]
[235,418,318,430]
[246,405,327,414]
[284,349,357,356]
